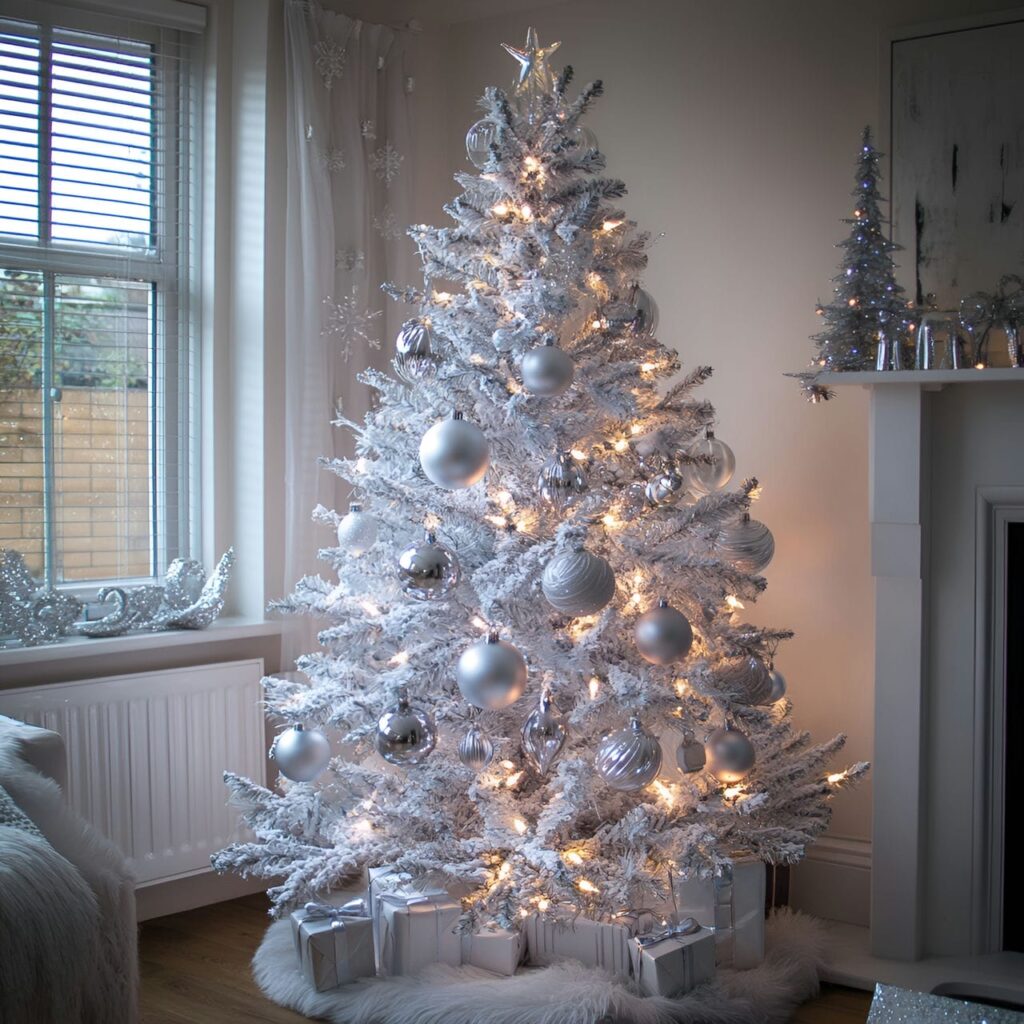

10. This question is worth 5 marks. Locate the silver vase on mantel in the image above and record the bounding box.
[875,329,904,371]
[914,314,939,370]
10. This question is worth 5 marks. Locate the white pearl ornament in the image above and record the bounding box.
[336,502,378,557]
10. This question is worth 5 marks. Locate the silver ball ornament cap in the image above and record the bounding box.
[419,414,490,489]
[456,634,528,710]
[635,600,693,666]
[541,548,616,616]
[271,723,332,782]
[594,717,663,791]
[521,341,575,397]
[397,533,460,600]
[521,691,567,775]
[376,694,436,766]
[705,725,756,783]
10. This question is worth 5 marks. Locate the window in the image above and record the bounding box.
[0,0,202,587]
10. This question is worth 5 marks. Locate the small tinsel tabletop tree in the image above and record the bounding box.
[215,30,866,938]
[793,126,910,401]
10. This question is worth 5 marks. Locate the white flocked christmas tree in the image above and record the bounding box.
[214,31,867,930]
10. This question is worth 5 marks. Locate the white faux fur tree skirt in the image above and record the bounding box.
[252,909,828,1024]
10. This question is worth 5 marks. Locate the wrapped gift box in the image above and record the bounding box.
[524,912,632,976]
[377,890,462,976]
[672,856,765,969]
[461,922,524,976]
[628,918,716,998]
[289,901,375,992]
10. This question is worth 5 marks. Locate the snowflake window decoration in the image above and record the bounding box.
[322,288,383,360]
[319,147,346,174]
[373,206,403,241]
[369,141,403,187]
[335,248,366,272]
[360,120,376,140]
[313,40,346,90]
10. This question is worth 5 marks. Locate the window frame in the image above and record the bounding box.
[0,0,202,595]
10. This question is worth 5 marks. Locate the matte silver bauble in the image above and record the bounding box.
[635,599,694,666]
[394,318,439,383]
[336,502,378,557]
[687,429,736,496]
[271,724,331,782]
[456,632,528,710]
[594,717,663,792]
[537,451,588,510]
[521,691,567,775]
[675,730,706,774]
[645,470,686,507]
[376,690,436,766]
[521,339,575,396]
[768,666,787,702]
[718,514,775,574]
[465,118,497,169]
[714,655,774,706]
[541,547,616,616]
[457,725,494,771]
[398,531,460,600]
[419,411,490,489]
[705,725,756,783]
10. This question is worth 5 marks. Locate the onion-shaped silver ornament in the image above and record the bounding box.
[456,632,528,710]
[706,725,756,783]
[714,654,774,706]
[645,470,686,507]
[270,724,331,782]
[521,690,567,775]
[717,514,775,574]
[521,339,575,397]
[465,118,497,169]
[336,502,378,557]
[537,451,588,510]
[376,689,436,766]
[687,428,736,496]
[768,664,787,702]
[457,725,494,771]
[635,598,694,666]
[675,729,706,774]
[394,318,439,383]
[398,530,460,600]
[419,411,490,489]
[541,546,616,616]
[594,717,663,792]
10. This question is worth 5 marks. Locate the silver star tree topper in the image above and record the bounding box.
[501,26,561,113]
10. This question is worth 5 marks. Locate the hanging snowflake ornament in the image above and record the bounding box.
[335,248,366,273]
[322,288,383,359]
[319,147,346,174]
[313,39,346,89]
[373,206,403,241]
[360,119,377,140]
[369,141,404,187]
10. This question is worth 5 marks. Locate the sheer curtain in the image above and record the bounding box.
[282,2,416,664]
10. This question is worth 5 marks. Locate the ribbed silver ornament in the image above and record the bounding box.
[457,725,494,771]
[537,451,588,510]
[717,514,775,574]
[521,690,567,775]
[713,654,774,706]
[594,717,663,792]
[541,546,616,616]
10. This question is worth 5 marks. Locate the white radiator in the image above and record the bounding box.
[0,659,266,885]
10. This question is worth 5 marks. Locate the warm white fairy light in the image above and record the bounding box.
[723,784,745,800]
[472,616,490,631]
[500,760,515,770]
[613,437,629,453]
[563,850,585,866]
[498,860,512,880]
[354,457,368,474]
[513,818,528,834]
[506,771,524,788]
[492,202,509,217]
[588,676,600,700]
[827,771,847,785]
[650,779,674,805]
[389,651,409,666]
[725,595,744,612]
[520,203,533,221]
[432,290,453,305]
[601,218,623,232]
[570,448,588,461]
[361,600,380,616]
[576,878,599,894]
[537,897,550,912]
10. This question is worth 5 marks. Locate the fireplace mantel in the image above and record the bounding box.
[823,371,1024,964]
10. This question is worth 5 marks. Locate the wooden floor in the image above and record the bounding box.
[139,894,873,1023]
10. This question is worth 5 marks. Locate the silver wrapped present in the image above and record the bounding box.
[461,922,524,976]
[524,912,632,975]
[377,889,462,976]
[628,917,715,998]
[289,900,374,992]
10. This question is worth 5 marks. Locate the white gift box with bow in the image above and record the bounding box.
[524,912,632,976]
[461,922,524,976]
[627,917,716,998]
[289,901,375,992]
[377,889,462,976]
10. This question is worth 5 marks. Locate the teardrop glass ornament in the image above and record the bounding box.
[521,691,567,775]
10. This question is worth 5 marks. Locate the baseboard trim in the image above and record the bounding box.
[135,869,268,922]
[790,836,872,927]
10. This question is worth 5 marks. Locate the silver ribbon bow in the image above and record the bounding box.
[634,916,701,949]
[302,898,366,926]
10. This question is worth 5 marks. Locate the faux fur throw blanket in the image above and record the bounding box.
[252,908,827,1024]
[0,748,138,1024]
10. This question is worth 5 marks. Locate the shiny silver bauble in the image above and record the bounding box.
[768,666,787,702]
[714,655,774,706]
[336,502,378,557]
[541,547,616,616]
[717,514,775,574]
[456,633,528,710]
[394,318,440,383]
[602,287,658,339]
[375,691,436,766]
[521,691,567,775]
[521,340,575,397]
[675,729,706,774]
[537,451,588,510]
[465,118,497,169]
[398,531,460,601]
[635,599,694,666]
[457,725,494,771]
[594,717,663,792]
[705,725,756,783]
[419,412,490,489]
[271,724,331,782]
[645,470,687,507]
[687,429,736,496]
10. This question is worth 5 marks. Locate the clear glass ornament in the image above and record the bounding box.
[398,531,460,601]
[521,339,575,396]
[571,124,598,152]
[271,724,331,782]
[537,451,588,510]
[594,717,663,792]
[336,503,378,557]
[419,411,490,489]
[687,429,735,496]
[394,318,439,383]
[375,688,436,766]
[635,598,693,666]
[457,725,494,771]
[456,632,528,710]
[675,729,706,774]
[768,665,787,702]
[541,546,616,616]
[521,690,567,775]
[465,118,497,169]
[717,514,775,574]
[714,655,774,706]
[705,725,756,783]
